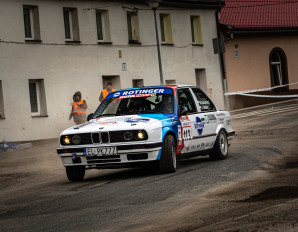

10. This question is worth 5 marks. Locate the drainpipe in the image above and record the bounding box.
[215,9,230,111]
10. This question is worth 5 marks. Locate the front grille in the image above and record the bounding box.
[61,130,147,146]
[110,131,125,143]
[81,133,92,144]
[92,133,100,143]
[101,132,109,143]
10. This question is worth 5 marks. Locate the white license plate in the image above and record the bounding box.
[85,147,117,157]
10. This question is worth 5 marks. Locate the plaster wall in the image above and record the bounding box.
[225,35,298,92]
[0,0,224,141]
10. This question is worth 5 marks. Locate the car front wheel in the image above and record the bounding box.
[209,129,228,160]
[66,166,85,182]
[159,135,176,173]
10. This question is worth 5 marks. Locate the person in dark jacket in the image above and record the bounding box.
[69,91,88,125]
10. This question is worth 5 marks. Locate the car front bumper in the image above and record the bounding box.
[57,142,163,167]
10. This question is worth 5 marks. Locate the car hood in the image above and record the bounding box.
[62,114,173,135]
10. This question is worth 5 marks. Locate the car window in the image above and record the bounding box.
[191,87,216,112]
[177,88,197,114]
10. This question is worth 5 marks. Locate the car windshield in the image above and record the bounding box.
[93,88,174,118]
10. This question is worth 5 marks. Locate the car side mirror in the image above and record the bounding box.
[87,113,94,121]
[178,106,188,116]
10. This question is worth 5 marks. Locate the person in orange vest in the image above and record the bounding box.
[69,91,88,125]
[99,82,116,102]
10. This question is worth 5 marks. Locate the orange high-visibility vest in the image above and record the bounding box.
[72,99,86,114]
[102,88,116,100]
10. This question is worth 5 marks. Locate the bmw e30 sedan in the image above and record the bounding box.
[57,85,235,181]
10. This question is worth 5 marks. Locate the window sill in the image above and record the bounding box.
[65,40,81,44]
[192,43,204,46]
[98,41,113,45]
[129,40,142,45]
[161,43,174,46]
[25,39,42,43]
[31,115,48,118]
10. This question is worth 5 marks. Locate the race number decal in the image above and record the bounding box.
[179,115,192,149]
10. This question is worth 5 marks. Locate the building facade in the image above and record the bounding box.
[0,0,224,141]
[220,0,298,109]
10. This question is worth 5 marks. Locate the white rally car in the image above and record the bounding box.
[57,85,235,181]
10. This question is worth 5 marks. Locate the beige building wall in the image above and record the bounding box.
[0,0,224,141]
[225,35,298,92]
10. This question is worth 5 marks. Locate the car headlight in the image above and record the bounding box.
[137,130,145,140]
[124,131,134,141]
[63,136,71,145]
[72,135,81,145]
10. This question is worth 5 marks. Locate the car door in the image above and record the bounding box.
[176,88,200,154]
[191,87,218,151]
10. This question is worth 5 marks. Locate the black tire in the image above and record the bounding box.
[66,166,85,182]
[209,129,228,161]
[159,135,176,173]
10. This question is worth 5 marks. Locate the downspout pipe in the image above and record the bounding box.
[215,8,230,110]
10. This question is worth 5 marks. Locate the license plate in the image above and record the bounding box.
[85,147,117,157]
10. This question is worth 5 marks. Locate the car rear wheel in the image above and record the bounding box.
[209,129,228,160]
[159,135,176,173]
[66,166,85,182]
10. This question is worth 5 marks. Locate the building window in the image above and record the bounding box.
[190,16,203,45]
[0,81,4,119]
[165,80,176,84]
[29,79,47,116]
[127,13,140,44]
[23,5,41,41]
[63,8,80,42]
[132,79,144,87]
[159,14,173,44]
[96,10,111,43]
[269,48,289,91]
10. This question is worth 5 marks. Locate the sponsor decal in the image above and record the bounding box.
[216,113,225,117]
[203,114,217,124]
[194,117,204,135]
[219,118,225,124]
[199,101,210,105]
[96,120,118,125]
[204,115,210,124]
[125,118,150,123]
[108,88,173,99]
[178,125,182,140]
[226,119,232,125]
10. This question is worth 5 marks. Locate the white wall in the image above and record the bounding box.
[0,0,224,141]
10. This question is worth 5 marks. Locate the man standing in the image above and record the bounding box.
[99,82,116,102]
[69,91,88,125]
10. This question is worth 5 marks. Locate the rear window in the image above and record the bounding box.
[191,88,216,112]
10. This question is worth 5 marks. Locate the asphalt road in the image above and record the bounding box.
[0,99,298,232]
